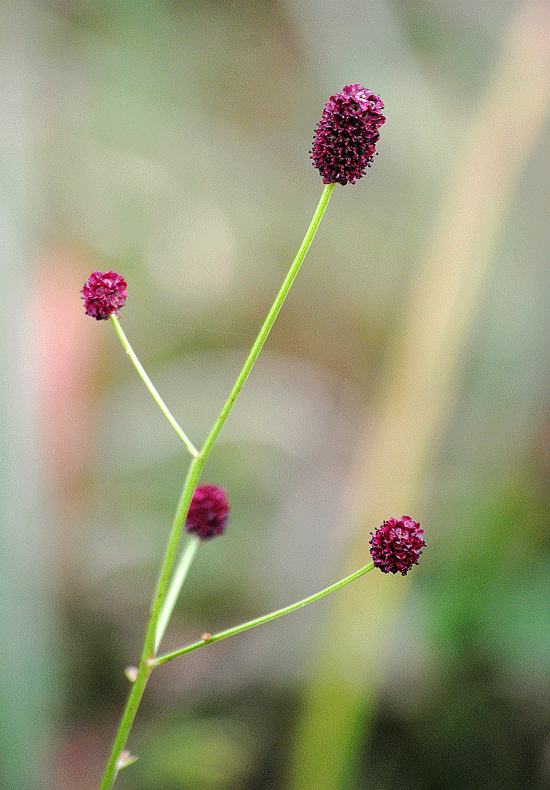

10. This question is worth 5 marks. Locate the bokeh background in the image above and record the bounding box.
[2,0,550,788]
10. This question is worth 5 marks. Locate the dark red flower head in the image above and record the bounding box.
[82,270,127,320]
[186,485,229,541]
[311,84,385,185]
[369,516,425,576]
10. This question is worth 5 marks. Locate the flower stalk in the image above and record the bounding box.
[110,315,199,457]
[197,182,335,461]
[154,534,201,654]
[149,561,375,669]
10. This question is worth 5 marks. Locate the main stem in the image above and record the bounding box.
[98,459,203,790]
[98,183,335,790]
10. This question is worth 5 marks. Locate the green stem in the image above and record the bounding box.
[98,457,204,790]
[110,315,200,458]
[154,535,201,654]
[199,182,335,459]
[98,183,336,789]
[150,561,374,668]
[97,659,152,789]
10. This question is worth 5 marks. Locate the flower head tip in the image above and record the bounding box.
[186,485,229,541]
[311,84,385,185]
[82,270,127,320]
[369,516,425,576]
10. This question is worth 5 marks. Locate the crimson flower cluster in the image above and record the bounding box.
[369,516,425,576]
[311,84,385,185]
[186,485,229,541]
[82,270,127,320]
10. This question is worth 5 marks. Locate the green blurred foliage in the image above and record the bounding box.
[2,0,550,788]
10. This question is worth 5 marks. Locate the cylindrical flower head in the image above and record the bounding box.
[369,516,425,576]
[82,270,127,320]
[311,84,385,185]
[186,485,229,541]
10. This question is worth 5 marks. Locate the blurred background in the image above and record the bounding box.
[2,0,550,788]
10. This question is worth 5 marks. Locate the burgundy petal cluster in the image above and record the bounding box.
[369,516,425,576]
[82,270,127,320]
[311,84,385,185]
[186,485,229,541]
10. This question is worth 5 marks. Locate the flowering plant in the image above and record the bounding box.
[82,85,424,789]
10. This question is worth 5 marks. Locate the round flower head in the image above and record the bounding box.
[369,516,425,576]
[311,84,385,185]
[82,270,127,320]
[186,485,229,541]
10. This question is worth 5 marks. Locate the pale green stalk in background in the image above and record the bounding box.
[0,6,57,789]
[286,5,550,788]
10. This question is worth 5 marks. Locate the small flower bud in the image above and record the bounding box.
[124,666,139,682]
[311,84,385,185]
[369,516,425,576]
[116,750,139,770]
[186,485,229,541]
[81,270,127,320]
